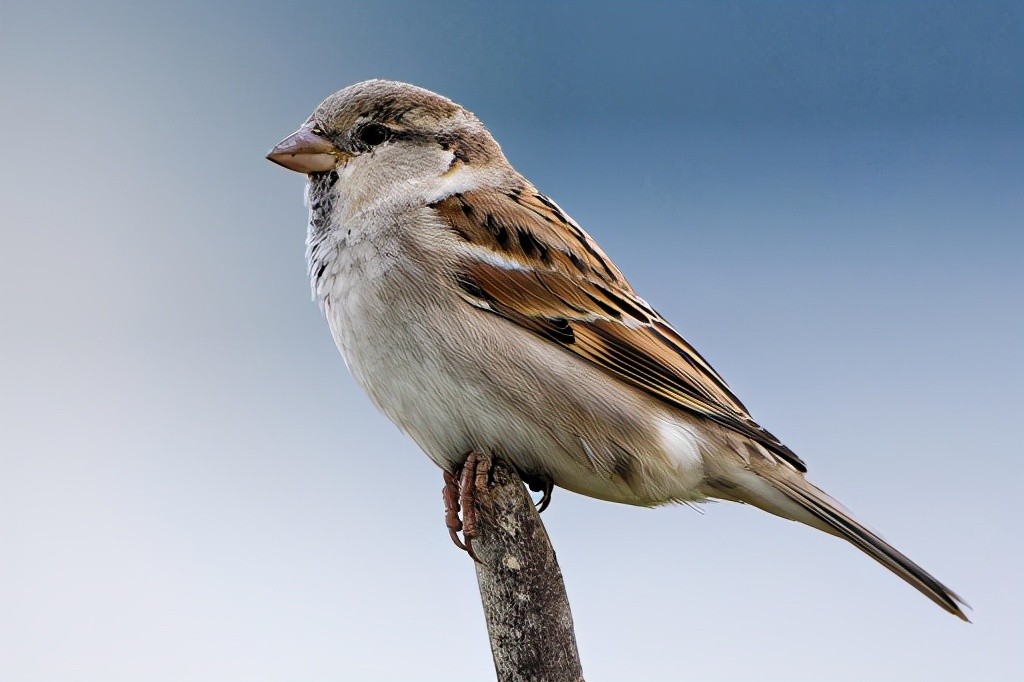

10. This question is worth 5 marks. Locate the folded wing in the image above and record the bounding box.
[431,186,806,472]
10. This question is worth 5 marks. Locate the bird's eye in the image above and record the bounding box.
[356,123,390,148]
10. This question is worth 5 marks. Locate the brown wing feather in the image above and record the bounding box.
[431,186,806,472]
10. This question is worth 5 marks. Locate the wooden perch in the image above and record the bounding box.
[468,455,585,682]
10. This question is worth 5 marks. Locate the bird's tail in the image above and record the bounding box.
[750,469,970,621]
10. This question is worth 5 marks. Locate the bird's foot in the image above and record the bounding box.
[523,474,555,513]
[441,451,492,562]
[442,470,467,552]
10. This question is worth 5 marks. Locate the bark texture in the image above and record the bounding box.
[471,456,585,682]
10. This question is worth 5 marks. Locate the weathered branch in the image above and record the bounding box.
[470,456,585,682]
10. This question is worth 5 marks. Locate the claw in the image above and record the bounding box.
[525,474,555,513]
[536,479,554,513]
[464,536,481,563]
[449,529,468,551]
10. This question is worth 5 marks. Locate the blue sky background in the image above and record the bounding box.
[2,1,1022,679]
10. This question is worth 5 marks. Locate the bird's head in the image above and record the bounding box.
[268,80,509,213]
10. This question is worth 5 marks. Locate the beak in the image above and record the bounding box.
[267,124,345,174]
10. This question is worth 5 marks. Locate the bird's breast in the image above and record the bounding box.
[307,203,711,504]
[310,208,482,469]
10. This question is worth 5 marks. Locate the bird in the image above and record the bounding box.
[267,79,968,620]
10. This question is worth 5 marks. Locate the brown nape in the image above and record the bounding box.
[432,127,502,166]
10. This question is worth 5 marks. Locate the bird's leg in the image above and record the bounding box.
[441,451,492,562]
[524,473,555,513]
[442,470,466,551]
[459,451,491,562]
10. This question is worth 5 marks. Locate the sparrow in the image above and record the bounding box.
[268,79,968,620]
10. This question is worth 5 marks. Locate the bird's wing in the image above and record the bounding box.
[431,185,805,472]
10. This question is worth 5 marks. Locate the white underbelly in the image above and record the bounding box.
[319,247,709,506]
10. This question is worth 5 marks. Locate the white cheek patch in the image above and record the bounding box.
[420,156,503,204]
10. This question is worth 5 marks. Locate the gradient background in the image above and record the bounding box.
[2,1,1022,680]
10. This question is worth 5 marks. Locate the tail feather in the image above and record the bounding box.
[763,474,970,621]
